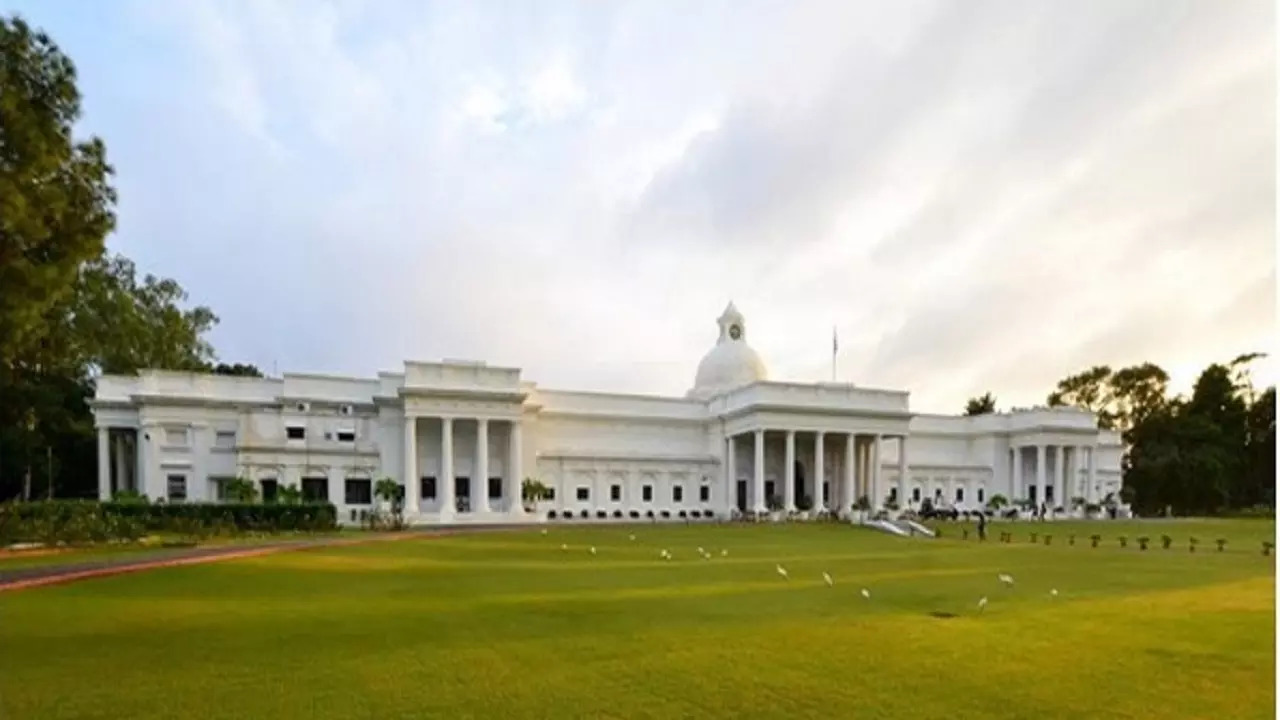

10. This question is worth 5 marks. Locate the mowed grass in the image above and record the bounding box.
[0,520,1274,720]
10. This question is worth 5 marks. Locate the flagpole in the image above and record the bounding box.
[831,326,837,382]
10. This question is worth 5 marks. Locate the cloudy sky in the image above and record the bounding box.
[9,0,1275,412]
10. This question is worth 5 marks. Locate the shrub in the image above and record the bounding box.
[645,510,655,519]
[1188,537,1198,553]
[1043,534,1052,546]
[660,510,671,519]
[612,510,622,518]
[1160,535,1173,550]
[1119,535,1128,548]
[690,510,701,519]
[1090,534,1101,548]
[579,510,588,519]
[1067,534,1075,546]
[1264,541,1274,557]
[547,510,557,519]
[596,510,607,519]
[1029,532,1038,543]
[1137,536,1150,551]
[629,510,640,519]
[1216,538,1227,552]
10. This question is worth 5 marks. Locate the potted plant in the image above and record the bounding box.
[854,495,872,523]
[1090,534,1101,548]
[796,495,813,520]
[1160,535,1173,550]
[373,477,404,530]
[1188,537,1198,553]
[522,478,553,513]
[1137,536,1150,551]
[1216,538,1227,552]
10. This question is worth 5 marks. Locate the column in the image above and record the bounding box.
[508,421,523,514]
[1087,444,1098,504]
[844,434,856,515]
[137,427,150,499]
[813,432,826,512]
[752,430,766,513]
[783,431,797,512]
[1074,444,1086,505]
[440,418,455,519]
[871,434,882,510]
[475,418,490,513]
[97,427,111,500]
[113,433,128,495]
[1035,444,1046,510]
[1012,446,1022,502]
[403,417,419,513]
[727,435,737,511]
[897,435,908,513]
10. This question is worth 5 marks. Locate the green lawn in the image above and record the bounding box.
[0,520,1274,720]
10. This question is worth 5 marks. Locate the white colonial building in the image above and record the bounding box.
[90,303,1123,524]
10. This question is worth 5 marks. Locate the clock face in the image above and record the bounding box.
[728,324,742,340]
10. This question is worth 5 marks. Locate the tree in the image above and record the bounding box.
[1108,363,1170,436]
[1047,366,1115,428]
[222,477,258,503]
[964,392,997,416]
[212,363,263,377]
[0,16,117,368]
[277,484,302,505]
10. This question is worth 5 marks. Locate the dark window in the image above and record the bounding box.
[935,488,943,499]
[576,486,589,501]
[286,426,306,440]
[345,478,372,505]
[955,487,965,502]
[488,477,502,499]
[261,479,279,503]
[545,487,555,500]
[822,484,829,503]
[336,430,355,442]
[642,485,653,502]
[422,476,437,500]
[302,477,328,502]
[912,487,921,502]
[167,474,187,502]
[700,485,710,502]
[610,485,621,502]
[889,487,898,502]
[673,485,684,503]
[977,488,985,503]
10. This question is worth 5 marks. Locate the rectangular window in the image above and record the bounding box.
[167,474,187,502]
[488,477,502,499]
[955,487,965,502]
[672,485,684,503]
[977,488,986,503]
[889,487,899,502]
[344,478,372,505]
[421,476,437,500]
[576,486,589,501]
[336,430,356,442]
[286,426,306,440]
[545,487,555,501]
[301,477,328,502]
[642,485,653,502]
[912,487,921,502]
[260,478,278,503]
[164,428,188,446]
[610,484,621,502]
[700,485,710,502]
[213,431,236,449]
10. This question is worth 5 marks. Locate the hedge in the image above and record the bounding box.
[0,500,338,546]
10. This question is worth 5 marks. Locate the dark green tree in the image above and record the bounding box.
[964,392,997,416]
[212,363,263,377]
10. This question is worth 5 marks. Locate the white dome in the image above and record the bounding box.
[689,302,768,398]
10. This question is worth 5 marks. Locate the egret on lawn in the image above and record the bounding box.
[721,549,728,557]
[776,564,789,580]
[1050,588,1058,597]
[697,547,705,555]
[629,534,636,541]
[977,596,988,612]
[822,572,833,587]
[860,588,871,599]
[541,529,548,535]
[560,544,567,551]
[998,573,1015,586]
[590,546,597,555]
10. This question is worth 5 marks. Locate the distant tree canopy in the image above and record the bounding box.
[212,363,264,377]
[1047,355,1274,515]
[964,392,997,416]
[0,15,252,500]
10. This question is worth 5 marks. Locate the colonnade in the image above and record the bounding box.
[1009,443,1099,509]
[725,430,908,514]
[403,415,523,517]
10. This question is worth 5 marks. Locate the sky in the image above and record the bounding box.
[7,0,1276,413]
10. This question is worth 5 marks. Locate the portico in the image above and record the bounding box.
[1009,441,1102,510]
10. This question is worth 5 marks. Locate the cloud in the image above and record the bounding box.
[16,0,1273,414]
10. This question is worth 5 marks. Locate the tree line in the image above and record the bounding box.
[965,355,1275,516]
[0,15,259,501]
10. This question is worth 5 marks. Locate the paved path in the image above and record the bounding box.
[0,525,522,593]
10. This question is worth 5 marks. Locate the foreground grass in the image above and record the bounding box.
[0,531,354,571]
[0,520,1273,720]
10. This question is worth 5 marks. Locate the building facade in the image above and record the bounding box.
[90,303,1124,523]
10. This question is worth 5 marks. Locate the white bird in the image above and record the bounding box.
[822,572,833,587]
[998,573,1015,586]
[860,588,871,599]
[978,596,988,612]
[590,546,597,555]
[1050,588,1058,597]
[776,564,789,580]
[697,547,705,555]
[540,529,548,535]
[560,543,567,551]
[659,549,670,560]
[721,549,728,557]
[629,534,636,541]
